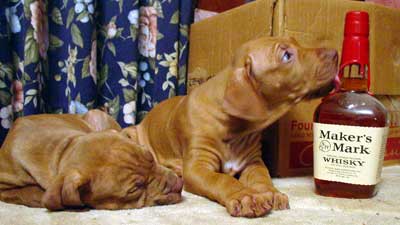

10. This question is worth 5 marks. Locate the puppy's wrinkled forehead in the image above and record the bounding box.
[232,37,300,66]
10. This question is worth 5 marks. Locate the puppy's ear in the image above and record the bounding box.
[42,170,89,210]
[222,56,269,121]
[83,109,122,132]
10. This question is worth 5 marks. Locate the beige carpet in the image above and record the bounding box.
[0,166,399,225]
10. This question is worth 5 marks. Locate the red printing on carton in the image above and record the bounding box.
[385,137,400,160]
[289,141,313,169]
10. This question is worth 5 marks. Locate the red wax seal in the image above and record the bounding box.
[339,11,371,90]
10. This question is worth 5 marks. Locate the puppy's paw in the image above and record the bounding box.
[271,192,289,210]
[226,190,272,218]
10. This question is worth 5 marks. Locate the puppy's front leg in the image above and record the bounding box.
[239,159,289,210]
[183,142,272,217]
[0,185,45,207]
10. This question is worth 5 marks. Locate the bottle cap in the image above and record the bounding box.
[344,11,369,37]
[339,11,370,91]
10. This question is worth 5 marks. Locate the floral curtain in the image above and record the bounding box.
[0,0,193,144]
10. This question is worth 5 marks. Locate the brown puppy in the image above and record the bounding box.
[0,110,183,210]
[123,38,337,217]
[121,37,338,217]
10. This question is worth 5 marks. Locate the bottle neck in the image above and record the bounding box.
[339,11,370,93]
[340,64,369,92]
[341,78,369,92]
[339,35,370,92]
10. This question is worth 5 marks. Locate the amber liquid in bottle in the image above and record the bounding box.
[314,77,388,198]
[313,11,389,198]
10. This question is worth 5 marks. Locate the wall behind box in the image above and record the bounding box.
[188,0,400,177]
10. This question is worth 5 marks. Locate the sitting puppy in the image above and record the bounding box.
[0,110,183,210]
[120,37,338,217]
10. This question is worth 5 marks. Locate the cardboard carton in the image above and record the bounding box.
[188,0,400,176]
[188,0,400,95]
[377,96,400,165]
[261,96,400,177]
[188,0,274,90]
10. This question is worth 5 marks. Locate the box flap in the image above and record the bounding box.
[372,5,400,95]
[188,0,276,92]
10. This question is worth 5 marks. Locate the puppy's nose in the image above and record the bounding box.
[317,48,338,62]
[143,150,154,162]
[171,177,183,193]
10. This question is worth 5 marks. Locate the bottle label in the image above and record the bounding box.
[313,123,389,185]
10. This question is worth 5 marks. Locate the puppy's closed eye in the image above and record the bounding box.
[127,186,139,194]
[125,183,145,201]
[126,176,146,195]
[135,179,146,189]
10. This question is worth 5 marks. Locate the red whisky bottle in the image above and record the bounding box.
[313,11,389,198]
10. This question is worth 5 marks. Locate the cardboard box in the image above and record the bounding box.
[377,96,400,165]
[188,0,274,90]
[261,96,400,177]
[263,100,318,177]
[188,0,400,95]
[188,0,400,176]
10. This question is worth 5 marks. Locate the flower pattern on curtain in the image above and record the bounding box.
[0,0,193,144]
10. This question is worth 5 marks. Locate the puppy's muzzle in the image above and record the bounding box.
[318,48,338,63]
[307,48,339,99]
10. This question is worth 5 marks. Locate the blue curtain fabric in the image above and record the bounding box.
[0,0,193,144]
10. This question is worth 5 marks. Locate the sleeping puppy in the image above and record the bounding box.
[120,37,338,217]
[0,111,183,210]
